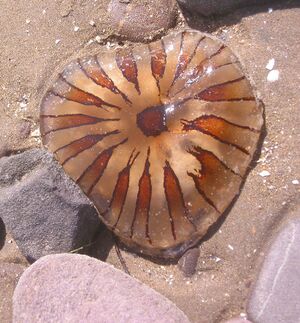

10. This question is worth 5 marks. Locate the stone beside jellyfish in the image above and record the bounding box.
[40,30,263,258]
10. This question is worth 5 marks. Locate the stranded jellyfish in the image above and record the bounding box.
[40,30,263,258]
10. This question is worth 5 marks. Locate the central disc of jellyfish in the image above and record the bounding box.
[40,30,263,258]
[137,105,168,137]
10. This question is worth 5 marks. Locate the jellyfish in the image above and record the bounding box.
[40,30,263,258]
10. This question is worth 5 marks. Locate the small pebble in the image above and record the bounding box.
[74,26,80,32]
[292,179,299,185]
[89,20,96,26]
[31,128,40,137]
[228,244,234,251]
[178,248,200,277]
[19,102,27,108]
[266,58,275,70]
[259,170,270,177]
[55,39,61,45]
[267,69,279,82]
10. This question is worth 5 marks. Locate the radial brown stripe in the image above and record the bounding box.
[181,115,251,155]
[131,147,152,242]
[191,146,242,177]
[182,114,259,133]
[116,48,140,94]
[172,32,187,84]
[191,45,226,80]
[58,76,121,109]
[188,146,237,212]
[110,150,140,229]
[187,170,220,213]
[194,76,255,102]
[172,33,206,86]
[172,45,226,97]
[78,57,132,104]
[76,138,128,195]
[149,40,167,91]
[54,131,120,165]
[40,114,119,136]
[173,60,238,97]
[163,161,194,240]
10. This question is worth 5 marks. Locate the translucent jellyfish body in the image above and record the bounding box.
[40,30,263,258]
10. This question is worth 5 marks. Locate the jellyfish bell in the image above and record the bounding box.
[40,29,263,258]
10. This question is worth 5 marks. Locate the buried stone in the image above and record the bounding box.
[40,29,263,259]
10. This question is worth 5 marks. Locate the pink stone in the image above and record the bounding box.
[13,254,190,323]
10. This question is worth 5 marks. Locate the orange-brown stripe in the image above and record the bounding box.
[116,48,140,95]
[182,114,253,154]
[110,150,140,228]
[188,170,220,213]
[78,57,132,104]
[191,146,242,177]
[163,161,191,240]
[76,138,128,195]
[187,147,232,212]
[55,131,120,165]
[173,60,238,97]
[40,114,119,135]
[172,33,206,85]
[187,147,222,213]
[149,40,167,92]
[194,76,255,102]
[57,76,121,109]
[131,147,152,242]
[191,45,226,80]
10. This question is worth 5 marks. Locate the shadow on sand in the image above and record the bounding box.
[180,0,299,33]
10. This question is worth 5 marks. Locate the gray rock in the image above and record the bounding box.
[0,149,101,262]
[108,0,177,42]
[13,253,190,323]
[177,0,275,16]
[0,262,27,323]
[247,215,300,323]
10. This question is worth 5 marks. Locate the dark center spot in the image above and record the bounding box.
[136,105,168,137]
